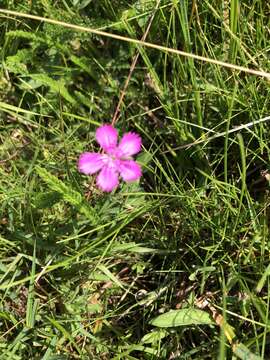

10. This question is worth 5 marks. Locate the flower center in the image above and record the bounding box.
[102,154,120,169]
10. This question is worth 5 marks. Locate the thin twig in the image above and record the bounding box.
[111,0,161,126]
[0,8,269,80]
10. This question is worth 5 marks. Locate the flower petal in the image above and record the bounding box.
[97,166,119,192]
[117,132,142,157]
[96,124,118,152]
[119,160,142,182]
[78,152,104,174]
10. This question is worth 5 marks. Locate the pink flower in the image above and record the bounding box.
[78,124,142,192]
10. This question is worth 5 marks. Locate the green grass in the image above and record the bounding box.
[0,0,270,358]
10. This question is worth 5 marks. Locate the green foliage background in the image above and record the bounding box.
[0,0,270,358]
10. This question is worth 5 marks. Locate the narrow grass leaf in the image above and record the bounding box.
[41,336,57,360]
[97,264,125,290]
[232,343,262,360]
[256,264,270,293]
[26,242,37,328]
[47,317,82,355]
[111,242,158,254]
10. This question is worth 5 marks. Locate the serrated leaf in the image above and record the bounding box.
[70,55,97,79]
[36,166,97,223]
[6,30,46,42]
[28,74,75,104]
[6,50,30,75]
[150,308,214,328]
[34,191,62,209]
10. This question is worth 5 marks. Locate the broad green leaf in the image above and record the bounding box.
[141,329,168,344]
[150,308,214,327]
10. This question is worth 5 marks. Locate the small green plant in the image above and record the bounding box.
[0,1,269,359]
